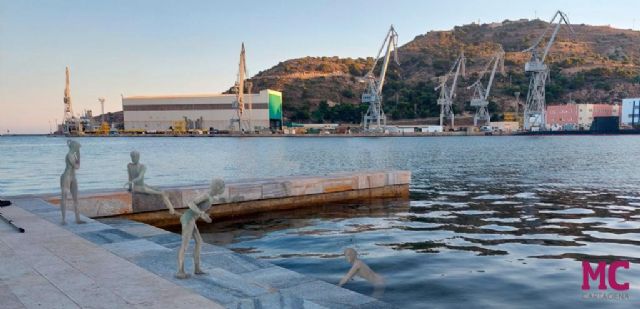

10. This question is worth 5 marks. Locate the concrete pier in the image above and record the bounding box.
[45,170,410,227]
[1,199,392,308]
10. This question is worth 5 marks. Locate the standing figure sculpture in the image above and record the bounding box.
[60,140,84,225]
[339,248,385,297]
[125,151,176,215]
[176,178,225,279]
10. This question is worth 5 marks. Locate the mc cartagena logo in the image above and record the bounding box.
[581,260,630,300]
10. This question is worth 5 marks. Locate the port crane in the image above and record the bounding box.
[522,10,574,131]
[467,48,505,126]
[361,25,399,132]
[97,97,110,135]
[62,66,76,134]
[436,52,466,127]
[230,43,251,133]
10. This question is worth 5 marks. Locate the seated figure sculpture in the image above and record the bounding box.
[339,248,385,297]
[60,140,84,225]
[125,151,176,215]
[176,178,225,279]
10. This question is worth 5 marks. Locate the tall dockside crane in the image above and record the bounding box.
[436,52,466,127]
[468,49,505,126]
[361,25,399,132]
[522,10,574,131]
[230,43,250,133]
[63,66,74,134]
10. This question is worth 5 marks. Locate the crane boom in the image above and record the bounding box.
[484,50,504,100]
[468,49,504,126]
[436,52,466,127]
[523,11,574,62]
[522,10,575,131]
[237,43,246,115]
[230,43,249,133]
[376,28,399,94]
[449,53,465,99]
[62,66,76,134]
[362,25,399,132]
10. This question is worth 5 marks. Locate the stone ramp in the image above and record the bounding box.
[2,199,391,308]
[0,199,223,309]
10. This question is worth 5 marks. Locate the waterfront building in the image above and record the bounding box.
[489,121,520,133]
[578,104,620,129]
[546,103,620,130]
[621,98,640,128]
[122,89,283,132]
[396,125,443,133]
[546,104,578,129]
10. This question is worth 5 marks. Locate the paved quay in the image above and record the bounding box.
[0,198,391,308]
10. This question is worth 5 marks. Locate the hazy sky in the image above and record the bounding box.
[1,0,638,133]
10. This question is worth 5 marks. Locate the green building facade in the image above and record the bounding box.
[268,90,283,131]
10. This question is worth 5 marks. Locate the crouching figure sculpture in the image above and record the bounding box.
[176,178,225,279]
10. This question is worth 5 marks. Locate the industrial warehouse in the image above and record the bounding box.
[122,89,283,133]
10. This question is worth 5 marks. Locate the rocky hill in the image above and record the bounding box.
[241,19,640,123]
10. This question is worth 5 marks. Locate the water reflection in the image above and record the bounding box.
[3,136,640,307]
[197,188,640,308]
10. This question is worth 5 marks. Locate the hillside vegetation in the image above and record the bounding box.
[240,19,640,123]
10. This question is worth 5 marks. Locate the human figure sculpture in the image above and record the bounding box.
[60,140,84,225]
[339,248,385,297]
[176,178,225,279]
[125,151,176,215]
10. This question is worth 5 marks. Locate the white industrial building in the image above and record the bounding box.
[394,125,443,133]
[621,98,640,128]
[122,89,283,132]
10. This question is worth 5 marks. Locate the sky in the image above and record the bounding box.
[1,0,638,134]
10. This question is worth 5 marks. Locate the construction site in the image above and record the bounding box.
[54,10,640,137]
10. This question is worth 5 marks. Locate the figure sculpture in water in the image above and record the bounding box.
[60,140,84,225]
[176,178,225,279]
[125,151,176,215]
[339,248,385,297]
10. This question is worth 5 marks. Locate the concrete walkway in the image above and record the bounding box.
[0,199,390,308]
[0,199,223,309]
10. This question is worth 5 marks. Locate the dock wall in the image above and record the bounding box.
[46,170,410,226]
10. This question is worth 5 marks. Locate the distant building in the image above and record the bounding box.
[621,98,640,128]
[395,125,443,133]
[546,104,578,128]
[489,121,519,133]
[122,89,282,132]
[546,103,620,130]
[579,104,620,129]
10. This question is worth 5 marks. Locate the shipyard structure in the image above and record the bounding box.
[122,89,283,133]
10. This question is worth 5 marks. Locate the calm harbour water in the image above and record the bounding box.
[1,135,640,308]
